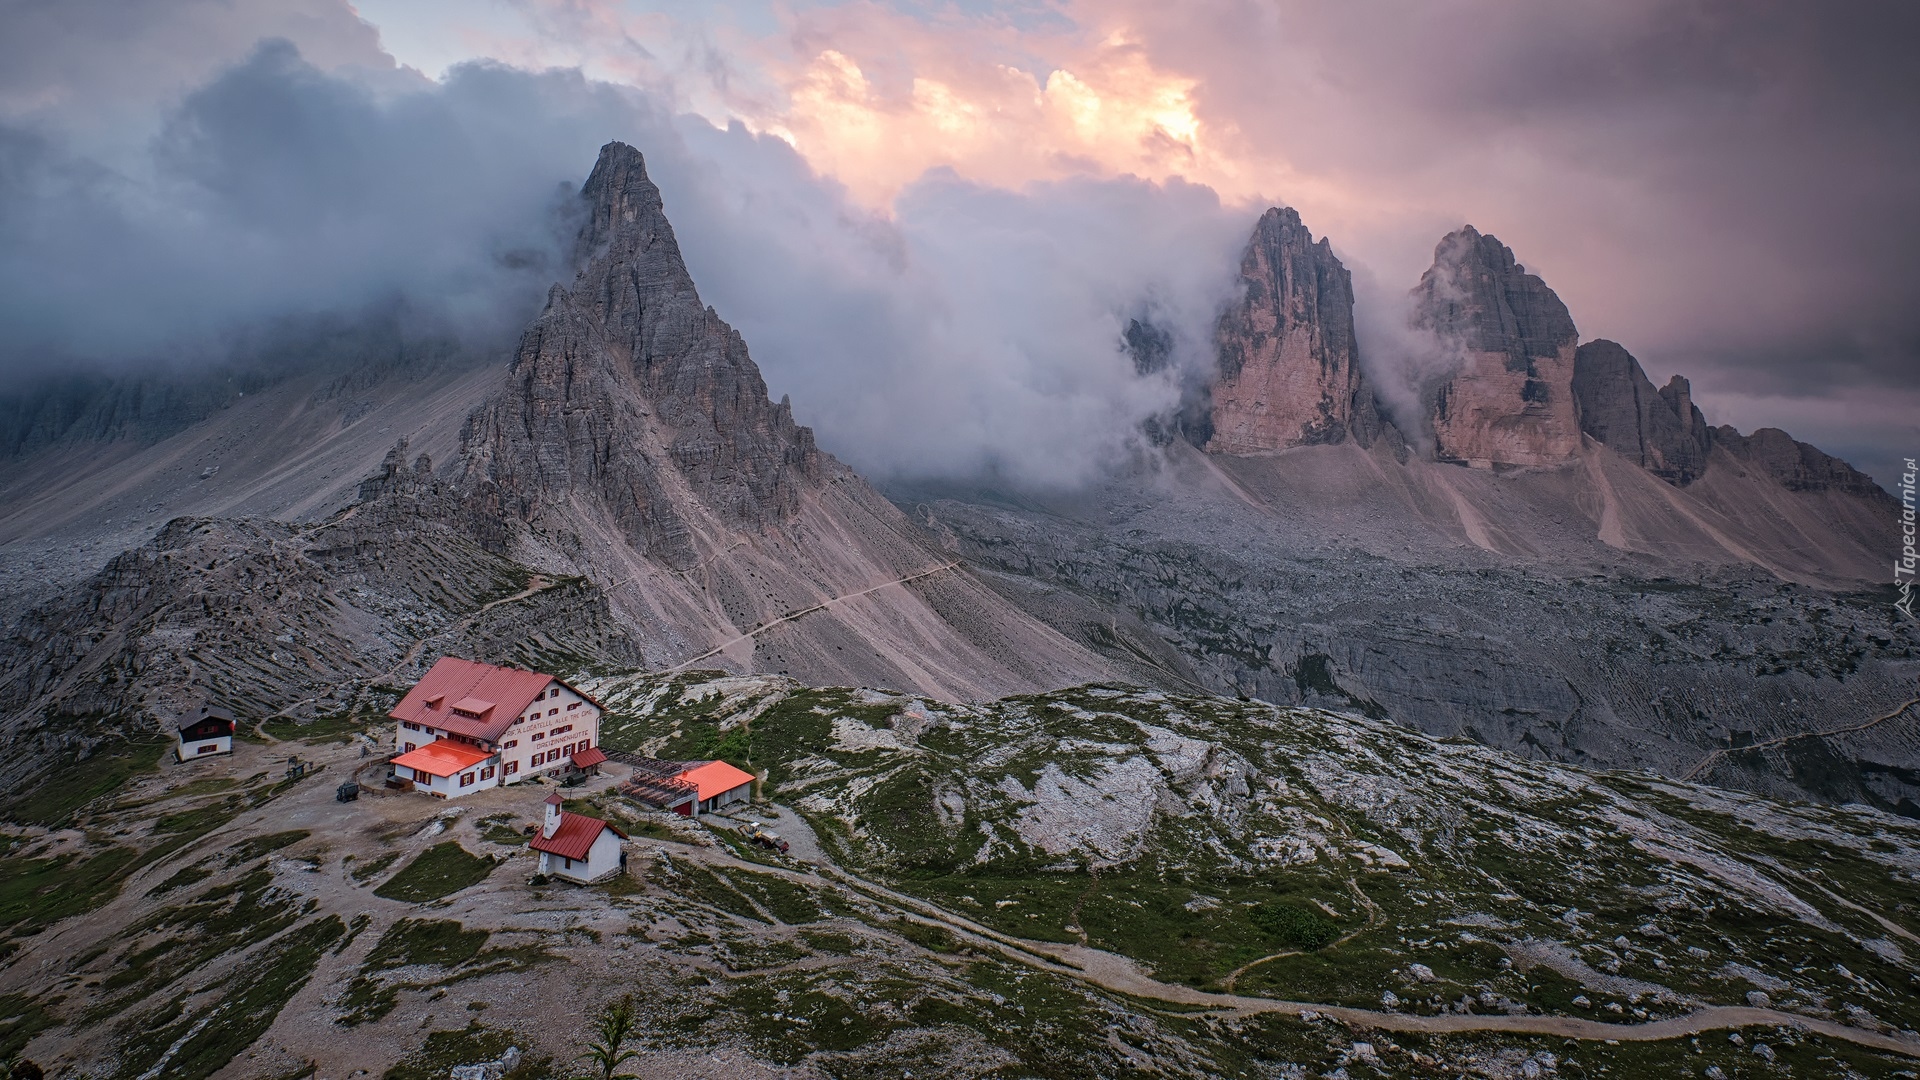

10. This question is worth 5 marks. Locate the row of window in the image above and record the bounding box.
[456,765,498,787]
[526,738,590,767]
[517,698,588,724]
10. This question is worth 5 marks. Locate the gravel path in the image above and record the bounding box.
[678,801,1920,1060]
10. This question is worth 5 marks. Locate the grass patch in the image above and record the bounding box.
[102,869,307,1009]
[1249,902,1340,949]
[729,870,833,924]
[800,930,857,955]
[341,919,493,1026]
[145,863,215,897]
[373,843,497,903]
[893,918,963,954]
[262,711,371,744]
[479,814,529,847]
[364,919,490,970]
[349,851,401,883]
[113,915,345,1080]
[0,846,141,936]
[229,829,310,862]
[3,739,168,827]
[381,1023,548,1080]
[0,991,59,1061]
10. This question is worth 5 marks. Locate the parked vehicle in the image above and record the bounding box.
[736,822,790,853]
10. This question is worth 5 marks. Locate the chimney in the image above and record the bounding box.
[543,792,562,838]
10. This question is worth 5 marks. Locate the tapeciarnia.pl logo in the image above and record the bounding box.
[1899,457,1917,619]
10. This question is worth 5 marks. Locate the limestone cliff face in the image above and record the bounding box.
[1413,227,1581,467]
[1207,208,1382,453]
[451,142,1113,698]
[460,143,820,566]
[1713,425,1890,499]
[1571,339,1712,484]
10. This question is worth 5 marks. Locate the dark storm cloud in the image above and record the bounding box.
[0,41,667,376]
[0,32,1243,485]
[1105,0,1920,482]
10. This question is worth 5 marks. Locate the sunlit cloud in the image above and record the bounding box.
[768,27,1238,208]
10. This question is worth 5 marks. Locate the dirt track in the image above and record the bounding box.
[681,806,1920,1060]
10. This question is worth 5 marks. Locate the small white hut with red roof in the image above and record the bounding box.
[529,793,627,883]
[387,656,604,798]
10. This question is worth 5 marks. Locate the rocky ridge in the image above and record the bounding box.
[1571,339,1714,484]
[0,441,640,792]
[0,140,1119,759]
[460,143,822,565]
[448,142,1114,699]
[900,434,1919,809]
[1714,424,1890,498]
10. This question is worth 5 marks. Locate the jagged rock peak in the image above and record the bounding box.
[458,141,820,565]
[1416,226,1576,360]
[1412,225,1581,468]
[1571,339,1711,485]
[574,141,694,288]
[1206,206,1383,454]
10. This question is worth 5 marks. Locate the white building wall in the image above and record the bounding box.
[701,781,752,814]
[497,682,601,785]
[541,828,624,883]
[404,752,502,799]
[177,735,232,761]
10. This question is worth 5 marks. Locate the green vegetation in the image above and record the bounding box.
[0,993,58,1062]
[373,843,496,903]
[348,851,401,883]
[581,671,1920,1028]
[892,918,962,954]
[479,814,529,846]
[113,915,345,1080]
[0,847,141,937]
[364,919,490,970]
[1248,902,1340,949]
[262,710,370,744]
[98,867,308,1020]
[2,738,167,827]
[228,829,310,861]
[144,863,215,897]
[381,1023,548,1080]
[577,995,640,1080]
[342,919,493,1026]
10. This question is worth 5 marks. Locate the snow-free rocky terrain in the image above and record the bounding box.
[5,673,1918,1078]
[2,140,1913,812]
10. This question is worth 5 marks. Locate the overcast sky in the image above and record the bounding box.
[2,0,1914,487]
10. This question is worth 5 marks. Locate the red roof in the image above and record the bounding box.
[571,746,609,769]
[389,657,594,744]
[678,760,756,801]
[529,811,625,861]
[391,740,495,777]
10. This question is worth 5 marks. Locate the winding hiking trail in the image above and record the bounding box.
[666,561,962,672]
[358,574,563,692]
[1683,695,1920,781]
[678,807,1920,1060]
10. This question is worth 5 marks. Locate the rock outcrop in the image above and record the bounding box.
[1713,425,1890,499]
[1413,227,1581,467]
[450,141,1114,699]
[1571,339,1712,484]
[460,143,820,566]
[1207,208,1383,453]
